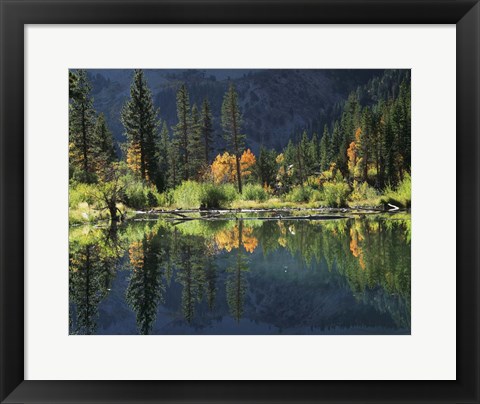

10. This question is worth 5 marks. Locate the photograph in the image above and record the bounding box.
[68,68,411,335]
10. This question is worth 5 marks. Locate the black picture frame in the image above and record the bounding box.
[1,1,479,403]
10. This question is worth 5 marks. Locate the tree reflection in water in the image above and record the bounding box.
[69,214,411,335]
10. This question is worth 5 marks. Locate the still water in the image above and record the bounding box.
[69,214,411,335]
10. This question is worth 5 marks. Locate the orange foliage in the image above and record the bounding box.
[214,224,258,253]
[210,150,256,184]
[240,149,256,177]
[347,141,357,168]
[347,141,362,179]
[355,127,362,142]
[349,227,366,270]
[128,241,144,271]
[242,227,258,253]
[211,152,236,184]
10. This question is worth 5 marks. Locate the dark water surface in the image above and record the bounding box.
[69,213,411,335]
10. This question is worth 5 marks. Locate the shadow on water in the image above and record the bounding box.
[69,214,411,335]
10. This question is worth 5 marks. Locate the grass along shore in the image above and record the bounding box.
[69,174,411,225]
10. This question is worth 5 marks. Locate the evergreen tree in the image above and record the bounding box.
[92,113,116,176]
[168,136,181,188]
[157,121,170,192]
[331,121,342,167]
[310,132,320,169]
[221,83,245,193]
[200,98,214,165]
[69,69,97,182]
[173,84,192,181]
[359,107,374,181]
[256,146,277,187]
[189,103,204,178]
[319,125,330,171]
[121,69,159,184]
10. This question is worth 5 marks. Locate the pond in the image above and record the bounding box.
[69,213,411,335]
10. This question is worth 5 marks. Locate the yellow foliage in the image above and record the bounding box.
[349,225,366,270]
[210,149,256,184]
[347,141,362,179]
[127,141,142,175]
[240,149,256,177]
[211,152,236,184]
[214,224,258,253]
[355,127,362,142]
[128,241,144,271]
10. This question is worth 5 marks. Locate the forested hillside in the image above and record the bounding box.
[87,68,395,153]
[69,68,411,223]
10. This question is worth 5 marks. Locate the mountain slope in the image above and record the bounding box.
[86,68,386,154]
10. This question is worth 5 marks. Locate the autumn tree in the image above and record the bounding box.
[121,69,159,185]
[211,150,256,185]
[221,83,245,193]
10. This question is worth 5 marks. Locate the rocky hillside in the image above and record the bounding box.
[87,68,385,154]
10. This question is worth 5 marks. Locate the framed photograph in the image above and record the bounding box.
[1,0,479,403]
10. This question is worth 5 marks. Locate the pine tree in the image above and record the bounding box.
[92,113,116,177]
[311,132,320,167]
[173,84,192,181]
[221,83,245,193]
[69,69,97,182]
[189,103,204,178]
[359,107,374,181]
[256,146,277,187]
[200,98,214,165]
[319,125,330,171]
[121,69,159,184]
[157,121,170,192]
[168,136,181,188]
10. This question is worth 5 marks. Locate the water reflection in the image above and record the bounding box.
[69,214,411,335]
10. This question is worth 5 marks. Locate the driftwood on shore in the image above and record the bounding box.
[123,205,408,225]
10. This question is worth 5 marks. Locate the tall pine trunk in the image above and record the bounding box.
[232,102,242,194]
[81,104,89,174]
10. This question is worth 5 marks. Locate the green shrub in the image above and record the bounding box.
[350,180,379,203]
[380,173,411,208]
[200,183,238,209]
[323,182,350,207]
[309,189,324,203]
[242,183,268,202]
[285,186,314,203]
[69,183,97,208]
[173,181,203,209]
[157,190,174,207]
[124,180,148,209]
[146,190,158,208]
